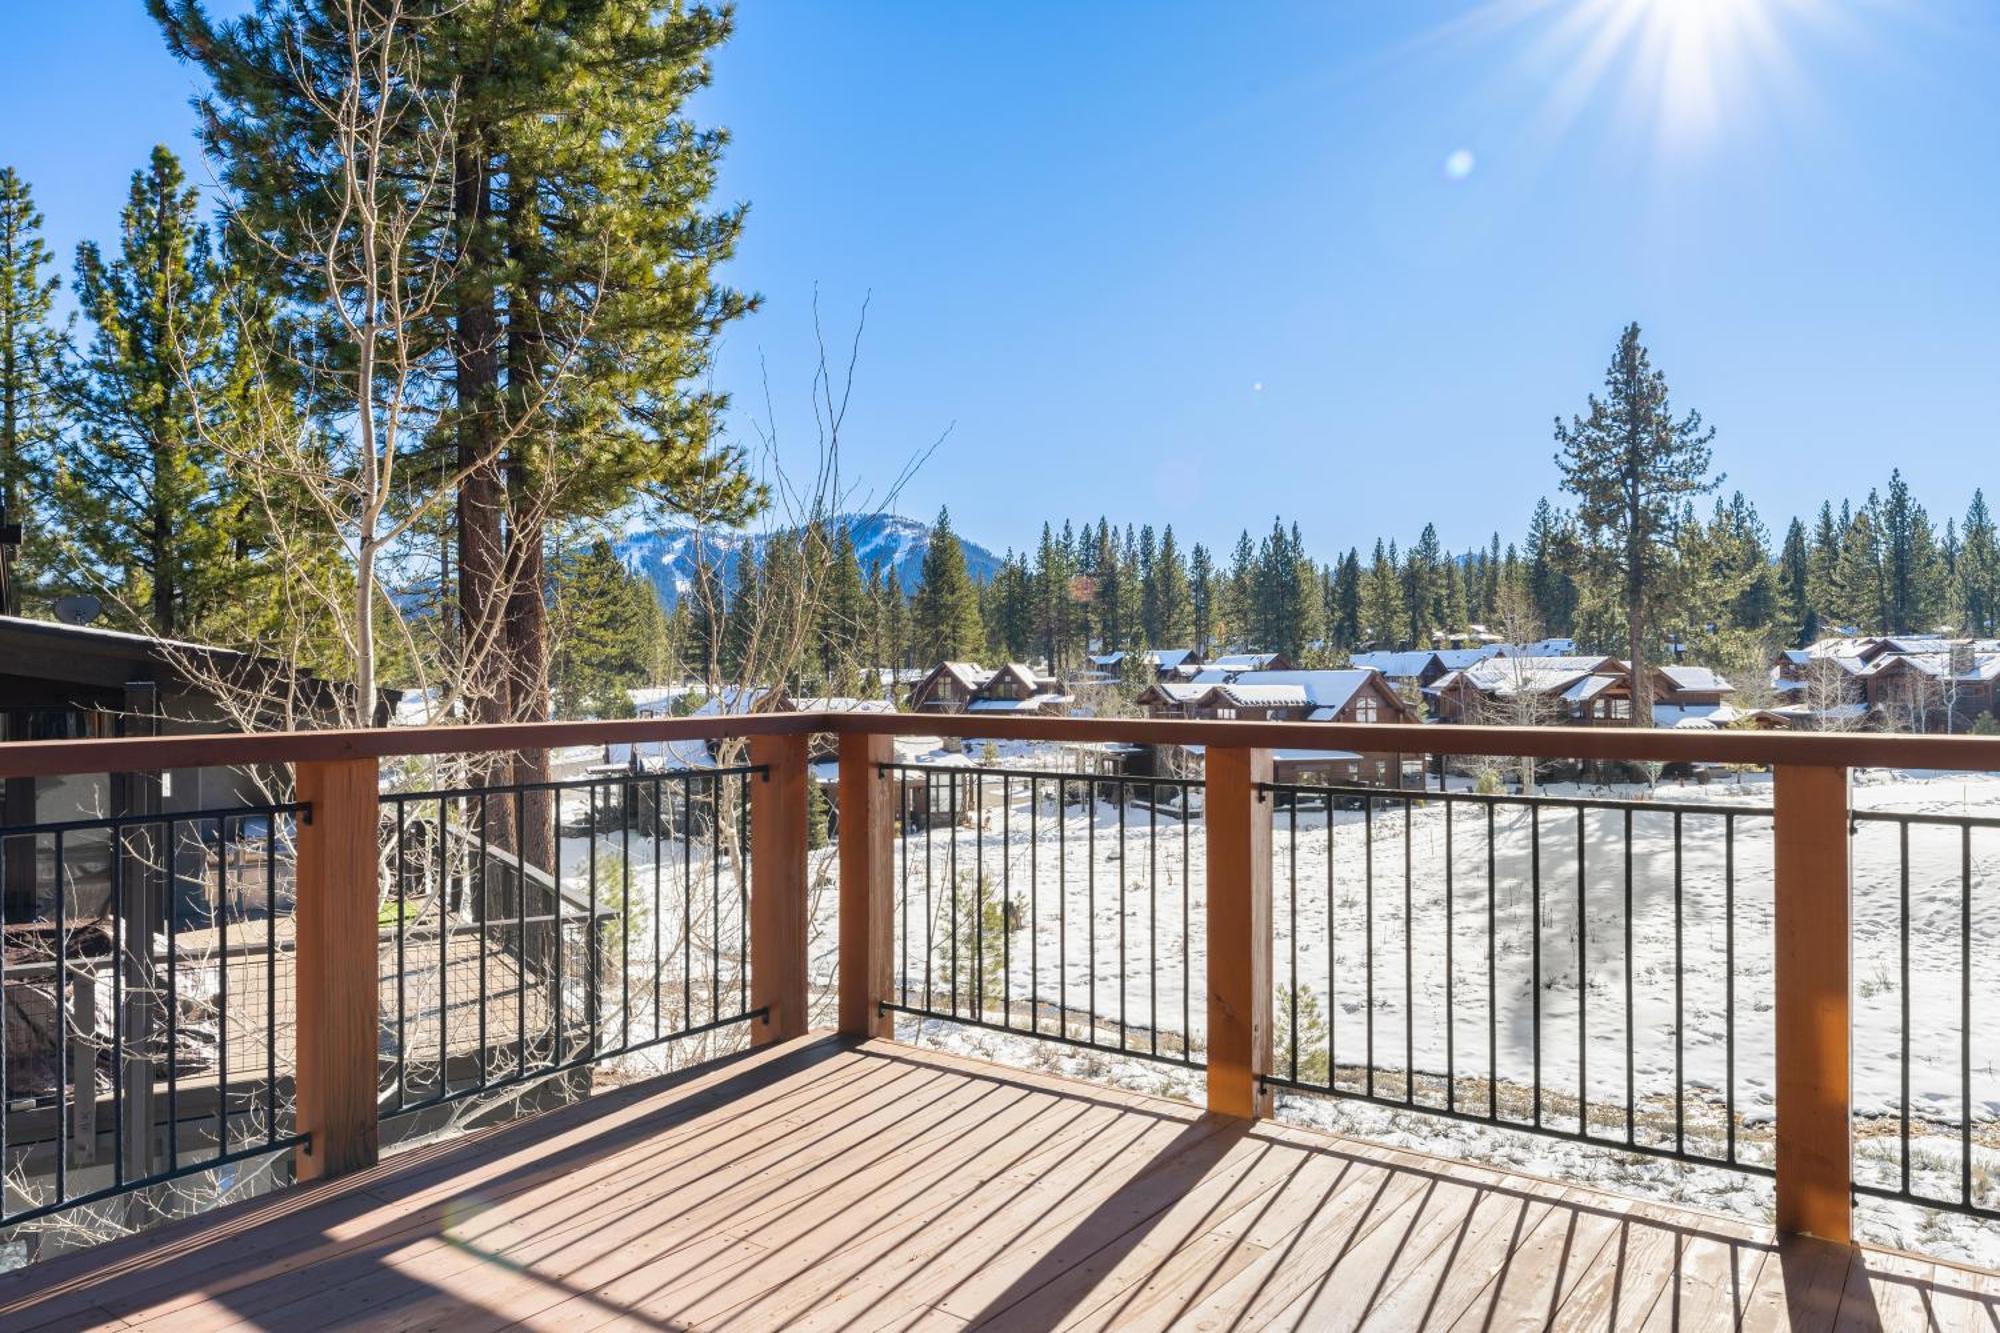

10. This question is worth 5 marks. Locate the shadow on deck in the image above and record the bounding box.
[1,1035,1994,1331]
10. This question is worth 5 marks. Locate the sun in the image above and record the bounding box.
[1492,0,1830,154]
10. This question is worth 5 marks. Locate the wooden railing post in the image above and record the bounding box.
[838,733,894,1040]
[1773,762,1851,1243]
[749,733,810,1045]
[1206,746,1274,1118]
[293,757,381,1182]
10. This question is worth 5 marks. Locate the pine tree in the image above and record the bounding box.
[156,0,762,733]
[1778,516,1812,646]
[1832,498,1886,631]
[0,167,63,613]
[1150,526,1193,648]
[52,147,246,638]
[914,507,984,661]
[1188,542,1216,656]
[1805,501,1843,635]
[1525,498,1578,636]
[1361,539,1402,648]
[1957,491,2000,636]
[550,537,665,717]
[1878,470,1944,634]
[1225,529,1256,649]
[1332,548,1362,649]
[1554,324,1719,724]
[818,525,870,692]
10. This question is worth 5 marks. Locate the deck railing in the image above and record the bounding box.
[4,709,2000,1258]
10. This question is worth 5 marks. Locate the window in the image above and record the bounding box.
[1354,698,1379,723]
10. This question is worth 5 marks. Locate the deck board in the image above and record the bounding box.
[1,1034,1996,1332]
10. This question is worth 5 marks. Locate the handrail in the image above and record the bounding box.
[5,708,2000,779]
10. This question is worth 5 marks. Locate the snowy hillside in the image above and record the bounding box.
[616,512,1004,606]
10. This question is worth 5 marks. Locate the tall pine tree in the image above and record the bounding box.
[0,167,62,613]
[1554,324,1719,725]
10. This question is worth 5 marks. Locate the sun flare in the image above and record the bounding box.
[1500,0,1828,153]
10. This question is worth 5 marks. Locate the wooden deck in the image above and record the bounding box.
[2,1036,1995,1332]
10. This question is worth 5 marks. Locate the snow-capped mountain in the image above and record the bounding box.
[617,512,1004,606]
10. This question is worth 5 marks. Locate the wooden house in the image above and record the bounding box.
[1139,668,1420,788]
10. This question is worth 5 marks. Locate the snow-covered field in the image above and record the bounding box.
[549,758,2000,1267]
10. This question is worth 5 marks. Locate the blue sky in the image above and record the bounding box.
[4,2,1999,558]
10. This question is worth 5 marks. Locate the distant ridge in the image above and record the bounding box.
[616,512,1004,606]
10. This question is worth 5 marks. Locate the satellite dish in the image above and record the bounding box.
[53,595,103,627]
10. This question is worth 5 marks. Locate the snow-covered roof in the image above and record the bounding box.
[1210,653,1283,670]
[1659,666,1734,694]
[965,692,1069,713]
[1144,648,1197,670]
[1653,702,1746,729]
[1560,675,1616,703]
[1145,682,1210,704]
[1349,651,1440,679]
[1223,669,1388,713]
[1210,683,1312,708]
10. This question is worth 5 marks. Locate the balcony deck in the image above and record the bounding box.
[2,1035,1992,1332]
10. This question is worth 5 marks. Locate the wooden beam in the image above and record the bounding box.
[293,757,381,1182]
[1205,746,1273,1119]
[837,732,894,1039]
[1773,762,1851,1243]
[750,733,810,1045]
[6,708,2000,782]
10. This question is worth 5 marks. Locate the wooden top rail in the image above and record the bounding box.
[4,709,2000,780]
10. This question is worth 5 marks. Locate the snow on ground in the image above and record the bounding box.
[545,759,2000,1268]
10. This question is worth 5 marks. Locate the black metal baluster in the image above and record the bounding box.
[1002,775,1012,1030]
[1029,776,1039,1035]
[515,787,527,1076]
[1624,808,1635,1147]
[395,799,407,1104]
[1289,794,1299,1082]
[1326,793,1336,1092]
[898,771,909,1009]
[1364,796,1374,1098]
[622,778,633,1053]
[217,815,231,1152]
[1186,785,1194,1067]
[950,774,961,1016]
[1487,801,1498,1122]
[732,768,740,1008]
[1149,785,1158,1057]
[436,795,448,1098]
[1899,818,1912,1195]
[113,826,124,1188]
[164,815,178,1169]
[1531,803,1542,1128]
[974,773,984,1020]
[589,781,601,1060]
[1577,805,1586,1138]
[267,815,279,1142]
[653,775,664,1043]
[1404,794,1414,1105]
[683,777,694,1031]
[476,793,488,1090]
[710,773,722,1024]
[1724,813,1736,1164]
[924,772,934,1016]
[1673,810,1684,1156]
[1089,777,1097,1043]
[1962,823,1975,1209]
[1117,782,1128,1052]
[554,787,567,1067]
[54,827,67,1207]
[1445,800,1455,1113]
